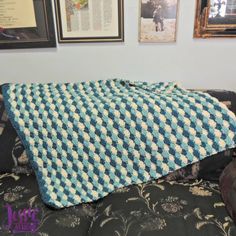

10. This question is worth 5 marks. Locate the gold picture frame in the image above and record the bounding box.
[194,0,236,38]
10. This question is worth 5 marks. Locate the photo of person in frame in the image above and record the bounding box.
[139,0,179,43]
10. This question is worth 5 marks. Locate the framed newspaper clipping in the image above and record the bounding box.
[0,0,56,49]
[55,0,124,43]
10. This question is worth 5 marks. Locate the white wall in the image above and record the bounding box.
[0,0,236,91]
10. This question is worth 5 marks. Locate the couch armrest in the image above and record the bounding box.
[219,160,236,223]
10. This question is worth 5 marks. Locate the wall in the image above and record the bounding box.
[0,0,236,91]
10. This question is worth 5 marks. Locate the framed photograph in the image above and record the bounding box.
[0,0,56,49]
[194,0,236,38]
[139,0,179,43]
[55,0,124,43]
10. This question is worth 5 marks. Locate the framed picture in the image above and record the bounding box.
[194,0,236,38]
[0,0,56,49]
[139,0,179,43]
[55,0,124,43]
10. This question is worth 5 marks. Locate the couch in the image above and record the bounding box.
[0,88,235,236]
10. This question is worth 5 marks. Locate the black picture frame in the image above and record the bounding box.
[0,0,56,49]
[55,0,124,43]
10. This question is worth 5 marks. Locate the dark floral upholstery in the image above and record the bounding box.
[0,173,96,236]
[89,179,236,236]
[0,173,235,236]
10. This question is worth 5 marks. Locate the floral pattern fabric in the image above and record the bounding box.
[0,173,96,236]
[0,173,235,236]
[89,179,236,236]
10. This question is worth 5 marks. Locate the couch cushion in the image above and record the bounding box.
[89,179,236,236]
[0,173,96,235]
[220,160,236,224]
[0,175,235,236]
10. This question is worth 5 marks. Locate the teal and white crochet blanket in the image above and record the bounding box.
[2,79,236,208]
